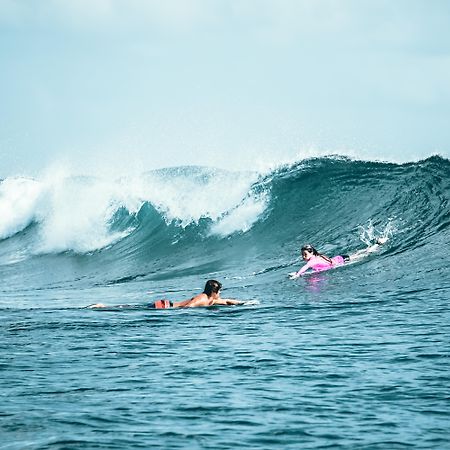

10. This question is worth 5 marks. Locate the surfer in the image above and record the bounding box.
[150,279,244,309]
[88,280,244,309]
[289,238,388,279]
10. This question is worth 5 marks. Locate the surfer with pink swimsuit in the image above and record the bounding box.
[289,238,388,279]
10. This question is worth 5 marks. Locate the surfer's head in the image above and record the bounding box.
[301,244,318,260]
[203,280,222,297]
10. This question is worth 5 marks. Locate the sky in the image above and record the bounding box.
[1,0,449,177]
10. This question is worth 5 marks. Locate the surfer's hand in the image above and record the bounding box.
[243,300,259,306]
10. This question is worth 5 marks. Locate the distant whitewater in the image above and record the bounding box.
[0,155,449,293]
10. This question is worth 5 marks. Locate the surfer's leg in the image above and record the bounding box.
[349,237,388,261]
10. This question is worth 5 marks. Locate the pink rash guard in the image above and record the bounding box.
[296,255,346,276]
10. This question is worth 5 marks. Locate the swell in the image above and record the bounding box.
[264,155,449,254]
[0,155,448,290]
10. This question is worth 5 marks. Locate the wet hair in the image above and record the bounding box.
[301,244,332,264]
[203,279,222,296]
[301,244,318,256]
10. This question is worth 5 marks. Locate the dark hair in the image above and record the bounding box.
[301,244,332,264]
[301,244,318,256]
[203,280,222,296]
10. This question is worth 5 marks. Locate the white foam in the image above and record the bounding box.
[0,177,42,240]
[135,168,263,227]
[117,167,268,237]
[0,165,270,253]
[358,219,396,247]
[210,191,269,236]
[35,168,136,253]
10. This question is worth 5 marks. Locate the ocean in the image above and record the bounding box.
[1,155,449,449]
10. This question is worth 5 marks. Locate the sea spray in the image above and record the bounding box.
[358,219,397,247]
[0,177,42,240]
[125,166,264,228]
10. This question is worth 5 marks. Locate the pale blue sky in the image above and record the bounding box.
[1,0,449,177]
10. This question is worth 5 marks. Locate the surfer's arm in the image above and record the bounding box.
[214,298,244,306]
[297,264,310,275]
[289,262,310,278]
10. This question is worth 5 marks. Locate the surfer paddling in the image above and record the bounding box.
[289,238,388,279]
[151,279,244,309]
[88,280,244,309]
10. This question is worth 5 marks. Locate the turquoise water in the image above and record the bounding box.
[1,156,449,449]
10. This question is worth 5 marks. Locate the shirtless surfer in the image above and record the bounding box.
[151,279,243,309]
[88,280,244,309]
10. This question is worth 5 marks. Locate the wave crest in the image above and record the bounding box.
[0,166,268,254]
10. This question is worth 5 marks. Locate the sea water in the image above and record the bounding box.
[1,156,449,449]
